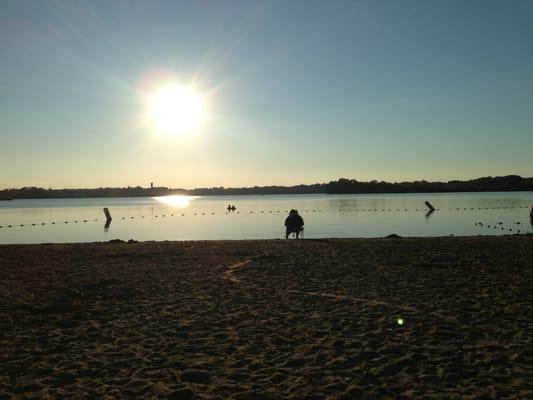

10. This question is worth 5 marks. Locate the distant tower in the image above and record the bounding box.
[151,182,154,190]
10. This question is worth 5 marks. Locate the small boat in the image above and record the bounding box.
[0,198,13,201]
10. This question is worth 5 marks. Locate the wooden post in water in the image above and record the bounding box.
[103,207,112,223]
[530,205,533,219]
[425,201,435,212]
[103,207,112,231]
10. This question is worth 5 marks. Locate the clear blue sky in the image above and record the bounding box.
[1,0,532,189]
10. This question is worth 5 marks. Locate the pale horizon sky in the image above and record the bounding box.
[1,0,532,190]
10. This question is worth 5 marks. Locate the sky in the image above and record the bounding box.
[1,0,532,189]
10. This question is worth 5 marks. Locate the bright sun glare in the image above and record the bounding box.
[155,195,197,208]
[146,83,206,136]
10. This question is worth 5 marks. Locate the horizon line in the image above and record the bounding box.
[2,174,532,192]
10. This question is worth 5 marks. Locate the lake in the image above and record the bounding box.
[0,192,532,244]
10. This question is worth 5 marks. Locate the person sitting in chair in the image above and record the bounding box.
[285,209,304,239]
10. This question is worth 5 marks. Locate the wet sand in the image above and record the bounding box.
[1,237,532,399]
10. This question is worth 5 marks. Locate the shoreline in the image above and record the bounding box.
[1,236,532,398]
[1,233,532,247]
[2,189,533,202]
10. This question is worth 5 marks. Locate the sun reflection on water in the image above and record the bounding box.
[154,195,199,208]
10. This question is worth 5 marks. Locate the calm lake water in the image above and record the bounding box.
[0,192,532,244]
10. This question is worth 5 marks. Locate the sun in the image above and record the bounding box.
[146,82,206,136]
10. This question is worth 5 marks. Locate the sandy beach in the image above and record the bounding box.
[1,237,532,399]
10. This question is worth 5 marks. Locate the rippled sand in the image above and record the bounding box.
[1,237,532,399]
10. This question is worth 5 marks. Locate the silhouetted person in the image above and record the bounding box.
[231,205,236,211]
[285,209,304,239]
[227,204,232,212]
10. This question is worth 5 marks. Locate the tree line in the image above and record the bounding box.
[324,175,533,194]
[1,175,532,200]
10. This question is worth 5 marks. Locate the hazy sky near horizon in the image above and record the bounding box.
[1,0,532,189]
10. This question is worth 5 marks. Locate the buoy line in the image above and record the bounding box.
[0,219,100,229]
[1,204,531,230]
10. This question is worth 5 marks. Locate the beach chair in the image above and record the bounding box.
[288,226,304,239]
